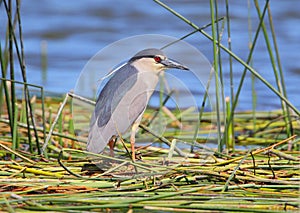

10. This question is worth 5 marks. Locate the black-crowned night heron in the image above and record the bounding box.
[87,48,188,160]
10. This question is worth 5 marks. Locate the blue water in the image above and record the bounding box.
[0,0,299,111]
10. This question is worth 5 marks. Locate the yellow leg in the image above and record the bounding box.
[130,122,139,161]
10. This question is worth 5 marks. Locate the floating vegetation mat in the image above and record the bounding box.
[0,97,299,212]
[0,142,299,212]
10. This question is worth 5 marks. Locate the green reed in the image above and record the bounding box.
[266,3,293,137]
[154,0,299,154]
[1,0,41,154]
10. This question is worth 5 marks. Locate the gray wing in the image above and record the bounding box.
[87,64,139,153]
[93,64,138,128]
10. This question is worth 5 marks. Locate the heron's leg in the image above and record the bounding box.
[108,136,116,157]
[130,122,140,161]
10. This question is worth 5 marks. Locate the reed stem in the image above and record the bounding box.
[209,0,223,152]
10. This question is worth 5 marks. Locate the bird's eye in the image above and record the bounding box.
[154,56,161,63]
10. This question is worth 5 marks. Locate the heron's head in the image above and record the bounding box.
[129,48,189,73]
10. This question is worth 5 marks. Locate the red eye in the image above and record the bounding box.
[154,56,161,63]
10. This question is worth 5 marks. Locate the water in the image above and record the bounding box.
[1,0,299,110]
